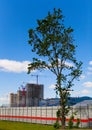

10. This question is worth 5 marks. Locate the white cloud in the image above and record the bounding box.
[49,84,56,89]
[71,89,90,97]
[87,61,92,75]
[89,61,92,65]
[28,80,37,84]
[0,97,9,102]
[87,72,92,75]
[81,89,90,95]
[58,59,74,67]
[0,59,30,73]
[70,91,80,97]
[65,61,74,67]
[80,75,86,80]
[82,82,92,88]
[88,67,92,71]
[0,94,10,106]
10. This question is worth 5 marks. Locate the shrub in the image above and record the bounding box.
[75,118,80,128]
[53,120,60,129]
[53,109,61,129]
[68,115,74,129]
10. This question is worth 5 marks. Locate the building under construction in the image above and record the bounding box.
[10,83,44,107]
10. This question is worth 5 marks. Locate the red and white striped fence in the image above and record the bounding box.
[0,106,92,128]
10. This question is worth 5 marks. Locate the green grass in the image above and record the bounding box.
[0,121,54,130]
[0,120,91,130]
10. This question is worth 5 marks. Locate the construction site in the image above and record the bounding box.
[10,83,44,107]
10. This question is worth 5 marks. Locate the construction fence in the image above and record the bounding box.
[0,105,92,128]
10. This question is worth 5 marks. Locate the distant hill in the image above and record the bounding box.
[39,96,92,106]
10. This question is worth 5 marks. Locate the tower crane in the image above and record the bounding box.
[31,74,39,84]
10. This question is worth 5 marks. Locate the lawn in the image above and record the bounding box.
[0,121,91,130]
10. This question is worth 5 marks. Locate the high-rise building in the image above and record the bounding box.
[10,93,17,107]
[17,90,23,107]
[26,83,44,106]
[10,83,44,107]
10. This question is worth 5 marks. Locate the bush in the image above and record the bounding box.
[75,118,80,128]
[68,115,74,129]
[53,120,60,129]
[68,111,80,129]
[53,109,61,129]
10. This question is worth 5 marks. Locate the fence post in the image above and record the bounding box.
[46,106,47,124]
[26,107,28,122]
[87,104,90,128]
[31,107,32,123]
[35,107,37,123]
[17,107,19,122]
[11,107,13,121]
[52,106,53,125]
[80,104,82,128]
[40,107,42,124]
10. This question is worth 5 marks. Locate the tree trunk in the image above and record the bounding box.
[61,116,66,129]
[60,94,66,130]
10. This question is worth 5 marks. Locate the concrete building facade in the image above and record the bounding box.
[10,83,44,107]
[26,83,44,107]
[10,93,17,107]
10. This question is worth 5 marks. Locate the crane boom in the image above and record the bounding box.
[31,74,39,84]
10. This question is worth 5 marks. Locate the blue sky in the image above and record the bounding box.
[0,0,92,106]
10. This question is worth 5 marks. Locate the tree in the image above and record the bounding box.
[27,8,82,129]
